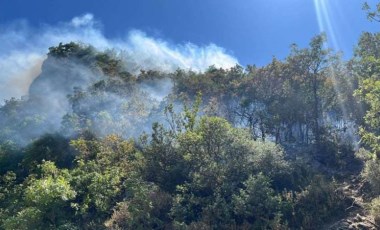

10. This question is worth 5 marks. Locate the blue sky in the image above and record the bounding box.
[0,0,379,66]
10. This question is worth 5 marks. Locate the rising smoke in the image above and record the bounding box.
[0,14,239,102]
[0,14,239,145]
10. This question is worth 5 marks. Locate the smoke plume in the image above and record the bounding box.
[0,13,239,102]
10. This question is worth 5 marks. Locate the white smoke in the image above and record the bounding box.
[0,13,239,102]
[71,14,95,27]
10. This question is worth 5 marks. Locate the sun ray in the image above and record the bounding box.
[313,0,338,49]
[313,0,359,146]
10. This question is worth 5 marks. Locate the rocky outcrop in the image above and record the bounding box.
[327,177,378,230]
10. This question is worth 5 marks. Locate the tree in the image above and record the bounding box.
[355,31,380,159]
[232,174,285,228]
[22,133,75,171]
[363,2,380,22]
[69,135,140,228]
[287,34,331,145]
[2,161,76,229]
[171,116,290,228]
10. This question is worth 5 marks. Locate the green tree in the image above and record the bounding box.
[355,31,380,159]
[23,133,75,171]
[170,116,290,228]
[287,34,331,145]
[363,2,380,22]
[3,161,76,229]
[232,174,285,228]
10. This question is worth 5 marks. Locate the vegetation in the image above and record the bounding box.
[2,3,380,229]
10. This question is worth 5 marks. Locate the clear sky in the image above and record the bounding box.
[0,0,379,66]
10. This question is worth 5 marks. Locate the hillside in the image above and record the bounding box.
[0,31,380,229]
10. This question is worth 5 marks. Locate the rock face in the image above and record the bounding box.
[28,42,104,106]
[29,56,100,101]
[328,213,378,230]
[327,178,378,230]
[26,43,104,128]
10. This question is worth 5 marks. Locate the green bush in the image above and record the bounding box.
[369,196,380,225]
[362,158,380,194]
[232,173,287,228]
[292,175,346,228]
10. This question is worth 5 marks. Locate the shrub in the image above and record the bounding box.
[291,175,346,228]
[369,196,380,225]
[362,159,380,194]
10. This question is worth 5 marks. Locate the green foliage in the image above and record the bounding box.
[354,31,380,160]
[1,161,76,229]
[0,171,24,228]
[48,42,88,58]
[0,98,47,145]
[25,162,76,209]
[142,122,188,193]
[183,92,202,131]
[0,141,22,174]
[363,2,380,22]
[23,133,74,171]
[0,112,352,229]
[369,196,380,225]
[291,176,346,228]
[357,78,380,158]
[354,30,380,219]
[68,135,141,227]
[362,158,380,194]
[0,30,373,229]
[2,207,43,230]
[105,185,172,229]
[168,116,292,228]
[232,173,286,228]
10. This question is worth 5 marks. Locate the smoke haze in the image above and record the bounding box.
[0,13,239,102]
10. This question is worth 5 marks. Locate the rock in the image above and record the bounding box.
[356,222,372,229]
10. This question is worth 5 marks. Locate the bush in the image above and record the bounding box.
[291,175,346,228]
[362,159,380,194]
[369,196,380,225]
[105,186,172,229]
[23,133,75,171]
[232,173,287,228]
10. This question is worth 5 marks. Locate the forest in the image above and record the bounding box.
[1,4,380,230]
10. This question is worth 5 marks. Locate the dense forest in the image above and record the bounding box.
[2,4,380,230]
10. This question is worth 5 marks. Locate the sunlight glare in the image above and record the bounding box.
[313,0,358,146]
[313,0,338,49]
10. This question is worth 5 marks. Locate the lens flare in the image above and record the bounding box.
[313,0,358,146]
[313,0,338,49]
